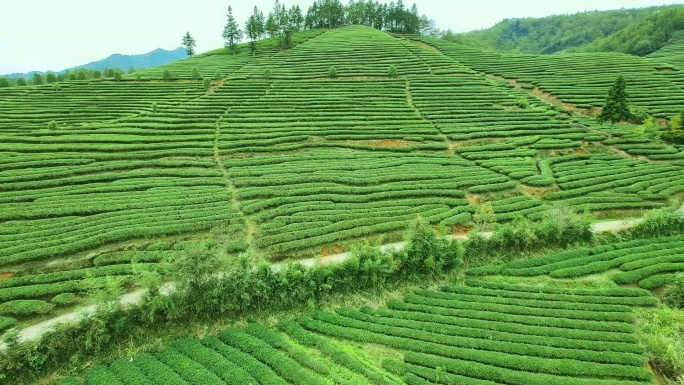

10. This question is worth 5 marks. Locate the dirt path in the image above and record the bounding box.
[7,209,680,345]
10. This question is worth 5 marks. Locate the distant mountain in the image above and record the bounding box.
[2,47,187,78]
[452,5,684,56]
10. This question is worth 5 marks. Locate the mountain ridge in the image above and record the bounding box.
[1,47,186,78]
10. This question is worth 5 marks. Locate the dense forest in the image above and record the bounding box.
[453,5,684,56]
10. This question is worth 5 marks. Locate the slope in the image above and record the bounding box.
[57,281,657,385]
[455,5,684,56]
[0,25,683,328]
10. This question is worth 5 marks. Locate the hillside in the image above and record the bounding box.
[1,47,186,79]
[1,24,684,384]
[455,5,684,56]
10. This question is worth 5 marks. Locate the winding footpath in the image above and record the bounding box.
[3,216,666,344]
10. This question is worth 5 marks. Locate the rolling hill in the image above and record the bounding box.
[454,5,684,57]
[1,21,684,385]
[0,25,682,303]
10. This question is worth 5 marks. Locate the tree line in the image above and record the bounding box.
[184,0,437,56]
[0,67,136,88]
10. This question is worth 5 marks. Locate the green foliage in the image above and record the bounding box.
[664,274,684,309]
[473,203,495,231]
[51,293,78,306]
[202,78,211,90]
[45,72,56,84]
[47,120,57,130]
[0,77,10,88]
[15,77,27,86]
[453,5,684,55]
[634,116,659,140]
[151,101,158,112]
[182,31,196,56]
[246,6,266,56]
[597,75,631,125]
[670,114,683,131]
[636,306,684,382]
[190,67,200,81]
[31,73,43,86]
[223,5,243,54]
[328,66,337,78]
[214,69,223,80]
[0,300,54,316]
[162,70,172,81]
[113,71,122,81]
[388,64,397,77]
[515,96,528,109]
[264,68,272,80]
[0,316,16,332]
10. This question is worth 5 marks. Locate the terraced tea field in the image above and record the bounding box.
[1,25,684,328]
[58,280,658,385]
[471,234,684,289]
[412,35,684,118]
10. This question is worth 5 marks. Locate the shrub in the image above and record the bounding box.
[163,70,172,81]
[264,68,271,80]
[0,300,55,316]
[388,65,397,78]
[151,101,158,113]
[202,78,211,90]
[52,293,79,306]
[664,274,684,309]
[214,70,223,80]
[328,66,337,79]
[191,67,200,81]
[0,316,16,332]
[516,96,529,109]
[47,121,57,130]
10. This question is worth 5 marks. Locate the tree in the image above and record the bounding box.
[47,121,57,130]
[264,68,272,80]
[245,6,265,55]
[151,102,158,113]
[191,67,201,81]
[328,66,337,78]
[32,73,44,85]
[288,5,304,32]
[182,32,196,56]
[163,70,172,81]
[214,69,223,80]
[223,6,243,54]
[127,67,135,74]
[16,78,27,87]
[597,75,631,125]
[92,70,102,79]
[0,78,10,88]
[388,65,397,77]
[45,72,57,84]
[202,78,211,90]
[113,71,122,81]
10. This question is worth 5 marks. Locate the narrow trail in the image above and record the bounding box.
[9,213,666,345]
[213,118,257,246]
[403,77,457,156]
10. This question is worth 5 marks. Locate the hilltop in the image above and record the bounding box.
[0,24,683,384]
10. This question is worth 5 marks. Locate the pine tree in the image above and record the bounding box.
[245,6,265,56]
[182,32,196,56]
[597,75,631,125]
[223,6,243,54]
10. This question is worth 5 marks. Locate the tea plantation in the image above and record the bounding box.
[1,24,684,384]
[58,280,659,385]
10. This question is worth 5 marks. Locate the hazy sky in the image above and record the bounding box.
[1,0,682,74]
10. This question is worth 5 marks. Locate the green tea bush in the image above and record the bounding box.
[51,293,79,306]
[0,300,54,316]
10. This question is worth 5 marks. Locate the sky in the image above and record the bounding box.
[1,0,682,74]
